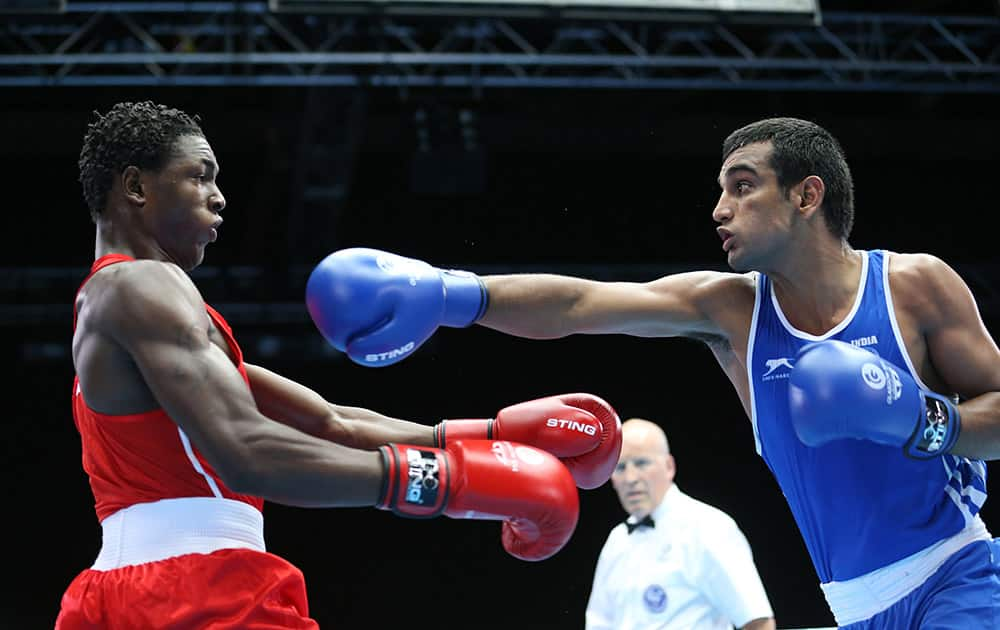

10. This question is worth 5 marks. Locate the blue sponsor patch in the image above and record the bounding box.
[643,584,667,613]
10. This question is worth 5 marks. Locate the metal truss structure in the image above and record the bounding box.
[1,1,997,91]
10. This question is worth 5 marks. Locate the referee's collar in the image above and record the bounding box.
[624,484,680,533]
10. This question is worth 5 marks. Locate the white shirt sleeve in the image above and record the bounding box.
[698,516,774,628]
[585,533,618,630]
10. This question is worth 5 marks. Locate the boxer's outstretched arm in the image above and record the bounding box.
[249,370,622,489]
[480,271,739,340]
[898,254,1000,459]
[245,363,433,449]
[304,248,748,367]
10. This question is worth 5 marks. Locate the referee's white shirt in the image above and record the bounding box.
[585,484,773,630]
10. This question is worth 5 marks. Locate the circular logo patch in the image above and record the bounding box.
[375,253,397,273]
[861,362,887,390]
[375,253,422,286]
[642,584,667,614]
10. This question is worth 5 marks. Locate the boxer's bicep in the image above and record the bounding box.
[103,269,264,475]
[918,257,1000,399]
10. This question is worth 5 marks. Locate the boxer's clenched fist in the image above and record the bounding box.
[378,440,579,561]
[434,393,622,489]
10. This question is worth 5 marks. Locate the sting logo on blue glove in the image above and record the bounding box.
[364,341,416,364]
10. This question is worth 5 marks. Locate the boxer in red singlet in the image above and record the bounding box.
[56,101,622,629]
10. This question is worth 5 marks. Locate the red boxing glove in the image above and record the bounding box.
[378,440,579,562]
[434,393,623,490]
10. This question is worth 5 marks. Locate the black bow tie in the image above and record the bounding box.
[626,514,655,534]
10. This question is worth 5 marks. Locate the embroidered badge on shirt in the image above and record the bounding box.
[643,584,667,613]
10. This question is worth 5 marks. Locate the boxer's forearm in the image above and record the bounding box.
[245,363,433,449]
[323,404,435,450]
[227,429,386,507]
[949,392,1000,460]
[480,274,597,339]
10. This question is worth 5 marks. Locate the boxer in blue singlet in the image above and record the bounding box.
[308,117,1000,628]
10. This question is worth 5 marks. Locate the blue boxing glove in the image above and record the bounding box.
[305,248,488,367]
[788,340,960,459]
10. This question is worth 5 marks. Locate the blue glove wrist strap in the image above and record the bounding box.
[440,270,489,327]
[905,393,961,459]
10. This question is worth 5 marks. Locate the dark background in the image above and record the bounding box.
[3,1,1000,628]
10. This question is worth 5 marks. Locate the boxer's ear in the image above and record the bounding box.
[122,166,146,207]
[794,175,825,220]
